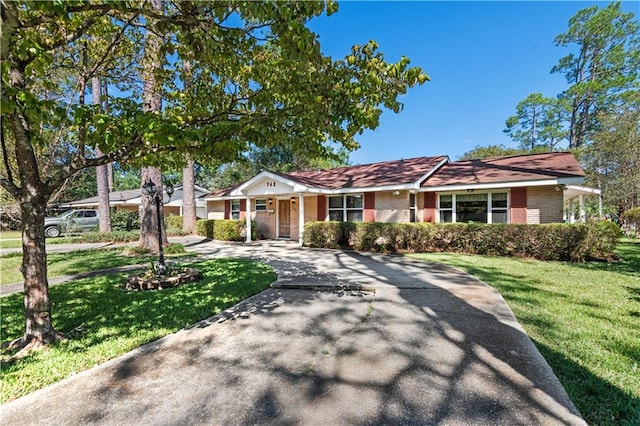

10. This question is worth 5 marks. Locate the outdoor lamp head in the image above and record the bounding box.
[165,182,175,198]
[142,179,156,196]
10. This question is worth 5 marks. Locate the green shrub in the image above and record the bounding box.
[196,219,214,239]
[623,207,640,226]
[302,221,621,262]
[304,221,346,248]
[165,215,183,234]
[195,219,256,241]
[214,220,243,241]
[574,220,623,261]
[164,243,186,254]
[110,209,139,231]
[75,230,140,243]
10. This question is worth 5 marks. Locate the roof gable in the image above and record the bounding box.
[422,152,585,188]
[283,156,447,190]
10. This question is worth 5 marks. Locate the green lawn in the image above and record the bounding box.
[0,231,21,249]
[0,248,159,285]
[0,258,276,403]
[410,239,640,426]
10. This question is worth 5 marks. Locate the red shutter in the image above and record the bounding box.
[510,188,527,224]
[317,195,326,221]
[424,193,436,222]
[224,200,230,220]
[239,199,246,220]
[364,192,375,222]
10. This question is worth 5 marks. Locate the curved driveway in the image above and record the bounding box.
[1,240,585,425]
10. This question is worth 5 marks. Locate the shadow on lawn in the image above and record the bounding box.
[534,339,640,425]
[0,258,275,368]
[575,240,640,279]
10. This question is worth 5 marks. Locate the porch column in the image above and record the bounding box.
[298,193,304,247]
[579,194,585,223]
[245,196,252,243]
[569,199,575,223]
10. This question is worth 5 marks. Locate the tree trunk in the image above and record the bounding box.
[93,77,112,233]
[139,166,167,252]
[107,163,114,192]
[20,198,59,347]
[138,0,165,251]
[568,97,580,149]
[7,60,59,349]
[182,158,197,234]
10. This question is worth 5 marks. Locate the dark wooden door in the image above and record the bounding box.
[278,200,290,238]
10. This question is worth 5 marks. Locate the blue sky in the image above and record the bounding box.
[307,1,638,164]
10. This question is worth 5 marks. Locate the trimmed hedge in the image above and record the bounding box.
[195,219,257,241]
[303,221,622,262]
[165,214,183,234]
[110,209,139,231]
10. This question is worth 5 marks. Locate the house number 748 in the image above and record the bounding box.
[266,181,277,187]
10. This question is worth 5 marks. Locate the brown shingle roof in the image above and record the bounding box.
[422,152,585,187]
[282,156,447,189]
[205,185,238,198]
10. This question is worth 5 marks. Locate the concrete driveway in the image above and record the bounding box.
[0,241,585,425]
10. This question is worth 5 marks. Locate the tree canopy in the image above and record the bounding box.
[1,0,429,351]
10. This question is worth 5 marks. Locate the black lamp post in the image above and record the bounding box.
[142,178,174,274]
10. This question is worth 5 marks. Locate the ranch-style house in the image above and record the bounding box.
[203,152,600,245]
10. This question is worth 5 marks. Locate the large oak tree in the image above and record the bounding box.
[1,1,428,351]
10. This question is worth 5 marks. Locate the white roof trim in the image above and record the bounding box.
[421,177,585,192]
[230,171,310,196]
[565,185,601,195]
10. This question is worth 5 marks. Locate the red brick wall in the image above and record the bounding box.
[510,188,527,224]
[364,192,375,222]
[423,193,436,222]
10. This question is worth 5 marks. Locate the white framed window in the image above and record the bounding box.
[328,194,363,222]
[438,192,508,224]
[231,200,240,220]
[439,194,453,223]
[490,192,508,223]
[255,199,267,211]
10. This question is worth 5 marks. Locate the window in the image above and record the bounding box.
[456,193,488,223]
[231,200,240,220]
[328,194,363,222]
[439,195,453,223]
[491,192,508,223]
[438,192,508,224]
[410,193,417,222]
[84,210,97,218]
[255,199,267,211]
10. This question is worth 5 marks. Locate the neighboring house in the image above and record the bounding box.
[203,152,601,245]
[59,185,209,218]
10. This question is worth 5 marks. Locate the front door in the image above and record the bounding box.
[278,200,290,238]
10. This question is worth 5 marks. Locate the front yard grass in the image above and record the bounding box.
[0,258,276,403]
[0,248,166,286]
[410,239,640,426]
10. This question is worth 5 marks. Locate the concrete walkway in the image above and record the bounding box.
[0,240,585,425]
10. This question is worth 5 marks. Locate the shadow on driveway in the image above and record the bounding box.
[1,243,586,425]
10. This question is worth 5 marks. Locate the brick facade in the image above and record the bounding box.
[375,191,410,223]
[206,200,225,220]
[526,186,564,224]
